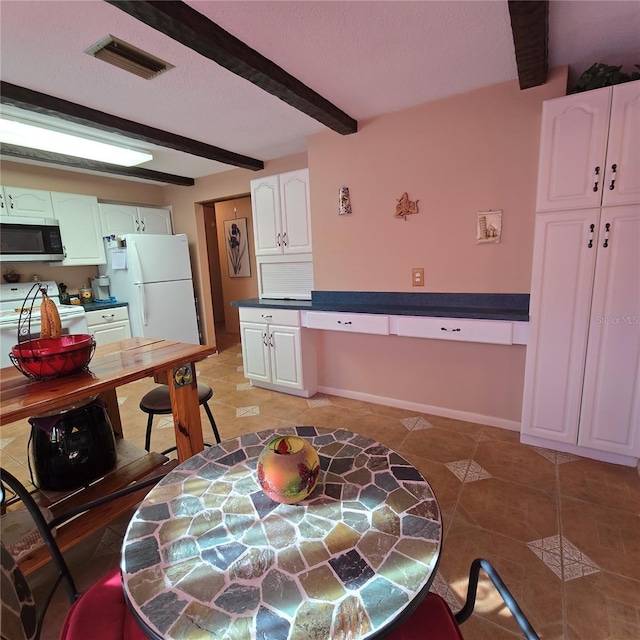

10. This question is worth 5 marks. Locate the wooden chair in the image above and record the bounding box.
[0,468,166,640]
[386,558,540,639]
[139,382,221,454]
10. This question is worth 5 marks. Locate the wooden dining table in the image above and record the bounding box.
[0,337,217,574]
[0,337,217,462]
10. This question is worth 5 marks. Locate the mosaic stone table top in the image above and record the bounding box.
[121,426,442,640]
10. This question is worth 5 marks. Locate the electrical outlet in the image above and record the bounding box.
[412,267,424,286]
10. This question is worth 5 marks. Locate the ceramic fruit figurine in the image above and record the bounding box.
[257,435,320,504]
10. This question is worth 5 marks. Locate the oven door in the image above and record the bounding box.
[0,308,89,369]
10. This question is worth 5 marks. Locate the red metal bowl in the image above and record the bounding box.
[10,334,95,380]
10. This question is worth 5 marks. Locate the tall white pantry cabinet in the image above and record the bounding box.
[521,80,640,465]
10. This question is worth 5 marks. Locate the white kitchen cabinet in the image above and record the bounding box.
[50,192,106,266]
[536,80,640,212]
[86,306,131,346]
[521,205,639,461]
[98,203,172,237]
[250,169,312,256]
[239,307,317,397]
[0,186,54,217]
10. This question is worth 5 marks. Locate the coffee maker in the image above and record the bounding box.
[91,275,112,301]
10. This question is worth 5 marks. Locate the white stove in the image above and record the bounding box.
[0,280,89,369]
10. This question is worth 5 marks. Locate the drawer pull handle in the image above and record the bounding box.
[441,327,461,332]
[592,166,600,192]
[602,222,610,248]
[261,314,272,319]
[608,164,617,191]
[102,314,115,320]
[337,320,352,325]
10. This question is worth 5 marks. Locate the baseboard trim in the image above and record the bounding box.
[317,385,521,431]
[520,434,638,467]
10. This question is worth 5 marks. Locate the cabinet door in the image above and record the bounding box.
[279,169,312,254]
[251,175,282,256]
[90,322,132,346]
[240,322,271,382]
[0,187,7,215]
[578,205,640,455]
[536,88,611,212]
[51,193,106,265]
[3,187,54,217]
[138,206,172,234]
[270,325,303,389]
[98,203,139,237]
[602,80,640,207]
[521,209,599,443]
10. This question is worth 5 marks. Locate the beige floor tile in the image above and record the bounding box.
[400,424,478,464]
[440,524,564,638]
[455,477,559,542]
[472,439,558,493]
[560,496,640,582]
[558,456,640,514]
[564,570,640,640]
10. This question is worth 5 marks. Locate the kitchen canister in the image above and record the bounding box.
[78,286,94,304]
[257,435,320,503]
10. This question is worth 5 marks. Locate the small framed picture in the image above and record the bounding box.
[224,217,251,277]
[477,210,502,244]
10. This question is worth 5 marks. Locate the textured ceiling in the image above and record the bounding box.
[0,1,638,182]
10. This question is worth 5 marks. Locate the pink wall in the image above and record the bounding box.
[306,68,568,424]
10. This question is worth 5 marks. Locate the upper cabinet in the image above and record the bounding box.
[98,203,173,237]
[251,169,312,256]
[0,186,54,217]
[536,80,640,212]
[50,193,106,266]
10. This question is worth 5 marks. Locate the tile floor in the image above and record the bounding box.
[1,330,639,639]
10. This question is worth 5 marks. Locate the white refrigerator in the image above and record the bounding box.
[99,234,200,344]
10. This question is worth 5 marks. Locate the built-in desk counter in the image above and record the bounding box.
[232,291,529,345]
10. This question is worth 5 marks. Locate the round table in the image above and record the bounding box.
[121,426,442,639]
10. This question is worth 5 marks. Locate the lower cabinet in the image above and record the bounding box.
[86,306,131,347]
[239,308,317,397]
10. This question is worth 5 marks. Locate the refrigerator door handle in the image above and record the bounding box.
[137,285,148,326]
[130,240,144,284]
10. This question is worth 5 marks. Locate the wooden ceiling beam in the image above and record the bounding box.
[508,0,549,90]
[0,144,195,186]
[107,0,358,136]
[0,81,264,173]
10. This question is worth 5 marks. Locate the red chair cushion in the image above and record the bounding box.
[59,568,147,640]
[386,593,465,640]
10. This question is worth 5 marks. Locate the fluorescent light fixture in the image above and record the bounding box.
[0,118,153,167]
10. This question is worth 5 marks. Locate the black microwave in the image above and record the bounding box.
[0,217,65,262]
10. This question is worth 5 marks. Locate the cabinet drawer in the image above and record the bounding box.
[238,307,300,327]
[305,311,390,335]
[85,306,129,326]
[396,316,513,345]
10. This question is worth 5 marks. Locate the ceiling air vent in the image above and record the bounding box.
[85,35,174,80]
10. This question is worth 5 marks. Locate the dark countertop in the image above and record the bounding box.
[64,301,129,312]
[231,291,530,321]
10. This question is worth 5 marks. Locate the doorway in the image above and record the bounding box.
[203,196,258,339]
